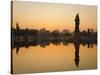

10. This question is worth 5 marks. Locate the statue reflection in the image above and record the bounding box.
[73,13,80,67]
[74,41,80,67]
[11,13,97,69]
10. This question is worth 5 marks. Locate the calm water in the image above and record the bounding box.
[12,43,97,74]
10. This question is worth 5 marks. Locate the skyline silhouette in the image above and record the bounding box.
[11,1,97,74]
[12,1,97,32]
[11,13,97,71]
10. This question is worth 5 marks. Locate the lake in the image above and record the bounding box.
[12,43,97,74]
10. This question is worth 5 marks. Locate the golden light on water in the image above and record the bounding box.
[13,44,97,73]
[12,1,97,74]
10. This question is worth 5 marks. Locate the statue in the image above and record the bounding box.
[73,13,81,67]
[74,13,80,33]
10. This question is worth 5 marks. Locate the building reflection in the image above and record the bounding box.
[13,40,96,69]
[11,13,97,68]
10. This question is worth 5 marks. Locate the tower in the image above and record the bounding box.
[74,13,80,33]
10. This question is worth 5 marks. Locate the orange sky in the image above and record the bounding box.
[12,1,97,32]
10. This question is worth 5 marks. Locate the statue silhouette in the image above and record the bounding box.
[74,13,80,33]
[73,13,81,67]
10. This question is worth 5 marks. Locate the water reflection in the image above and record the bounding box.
[12,40,96,54]
[74,41,80,67]
[11,13,97,74]
[12,39,97,69]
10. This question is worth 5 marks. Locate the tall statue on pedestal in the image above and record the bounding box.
[74,13,80,33]
[74,13,80,67]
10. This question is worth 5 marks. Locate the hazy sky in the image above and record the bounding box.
[12,1,97,32]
